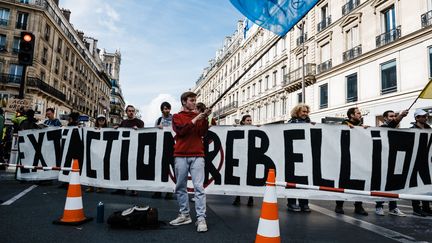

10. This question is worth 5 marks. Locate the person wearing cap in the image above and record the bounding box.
[410,109,432,217]
[86,114,107,193]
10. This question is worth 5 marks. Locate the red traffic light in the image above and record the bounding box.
[23,34,32,42]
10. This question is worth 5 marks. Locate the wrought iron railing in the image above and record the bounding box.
[317,16,332,33]
[317,59,332,74]
[421,10,432,28]
[213,101,238,117]
[27,77,66,101]
[283,63,316,84]
[343,45,362,62]
[296,33,308,47]
[0,74,22,84]
[376,26,401,48]
[342,0,360,16]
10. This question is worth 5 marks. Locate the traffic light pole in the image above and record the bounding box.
[18,65,27,99]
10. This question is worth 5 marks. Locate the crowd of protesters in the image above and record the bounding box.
[2,91,432,234]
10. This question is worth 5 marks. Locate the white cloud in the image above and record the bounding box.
[138,94,181,127]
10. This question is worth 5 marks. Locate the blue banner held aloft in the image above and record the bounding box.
[230,0,318,36]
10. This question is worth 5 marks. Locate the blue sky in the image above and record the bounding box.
[60,0,243,126]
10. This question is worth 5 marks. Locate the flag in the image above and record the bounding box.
[419,79,432,99]
[230,0,318,36]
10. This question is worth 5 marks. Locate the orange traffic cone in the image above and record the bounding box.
[53,159,92,225]
[255,169,280,243]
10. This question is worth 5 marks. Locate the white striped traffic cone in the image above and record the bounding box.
[53,159,92,225]
[255,169,280,243]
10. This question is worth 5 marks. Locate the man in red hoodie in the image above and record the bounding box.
[169,91,211,233]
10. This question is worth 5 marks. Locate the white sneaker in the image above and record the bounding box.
[169,213,192,226]
[389,208,406,217]
[375,207,385,216]
[196,218,208,232]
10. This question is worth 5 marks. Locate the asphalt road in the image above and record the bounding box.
[1,170,431,243]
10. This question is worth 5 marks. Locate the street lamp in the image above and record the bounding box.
[212,88,221,125]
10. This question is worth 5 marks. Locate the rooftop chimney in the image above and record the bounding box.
[61,9,71,22]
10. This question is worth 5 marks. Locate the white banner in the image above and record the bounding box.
[17,124,432,201]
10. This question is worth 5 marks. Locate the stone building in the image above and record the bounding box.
[0,0,112,123]
[194,0,432,127]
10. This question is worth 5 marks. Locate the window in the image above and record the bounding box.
[272,71,277,87]
[0,8,10,26]
[258,80,262,93]
[273,102,277,117]
[381,60,397,94]
[0,34,6,51]
[428,0,432,11]
[297,93,302,103]
[321,4,329,22]
[65,47,70,61]
[382,5,396,33]
[252,83,256,97]
[20,0,29,3]
[16,12,28,30]
[57,38,62,52]
[40,71,46,81]
[321,43,330,62]
[320,84,328,109]
[346,26,359,50]
[281,98,287,115]
[9,64,23,76]
[12,37,20,54]
[346,73,358,103]
[44,24,50,41]
[42,48,48,64]
[429,47,432,78]
[265,75,269,90]
[281,66,286,83]
[247,87,250,99]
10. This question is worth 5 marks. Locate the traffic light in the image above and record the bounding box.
[18,32,35,66]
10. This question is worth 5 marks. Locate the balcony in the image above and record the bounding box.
[376,26,401,48]
[27,77,66,101]
[317,16,332,33]
[421,10,432,28]
[0,74,22,85]
[110,109,122,116]
[0,45,6,52]
[296,33,308,47]
[317,59,332,74]
[283,64,316,92]
[343,45,362,62]
[213,101,238,118]
[12,48,19,54]
[342,0,360,16]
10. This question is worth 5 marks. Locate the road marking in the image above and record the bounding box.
[1,185,38,206]
[309,204,426,243]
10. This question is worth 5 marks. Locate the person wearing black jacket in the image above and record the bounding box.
[286,104,314,213]
[375,110,408,217]
[335,107,368,216]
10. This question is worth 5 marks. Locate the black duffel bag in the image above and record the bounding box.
[107,205,159,229]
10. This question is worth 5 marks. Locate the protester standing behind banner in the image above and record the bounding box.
[169,92,211,233]
[232,114,254,207]
[112,105,144,196]
[86,114,107,193]
[335,107,368,216]
[152,102,174,200]
[19,109,40,131]
[410,109,432,217]
[286,104,314,213]
[375,110,408,217]
[43,108,62,127]
[0,108,5,165]
[67,112,80,127]
[196,102,216,126]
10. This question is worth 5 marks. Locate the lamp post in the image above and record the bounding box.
[212,88,221,125]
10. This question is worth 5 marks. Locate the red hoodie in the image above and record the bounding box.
[172,111,209,157]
